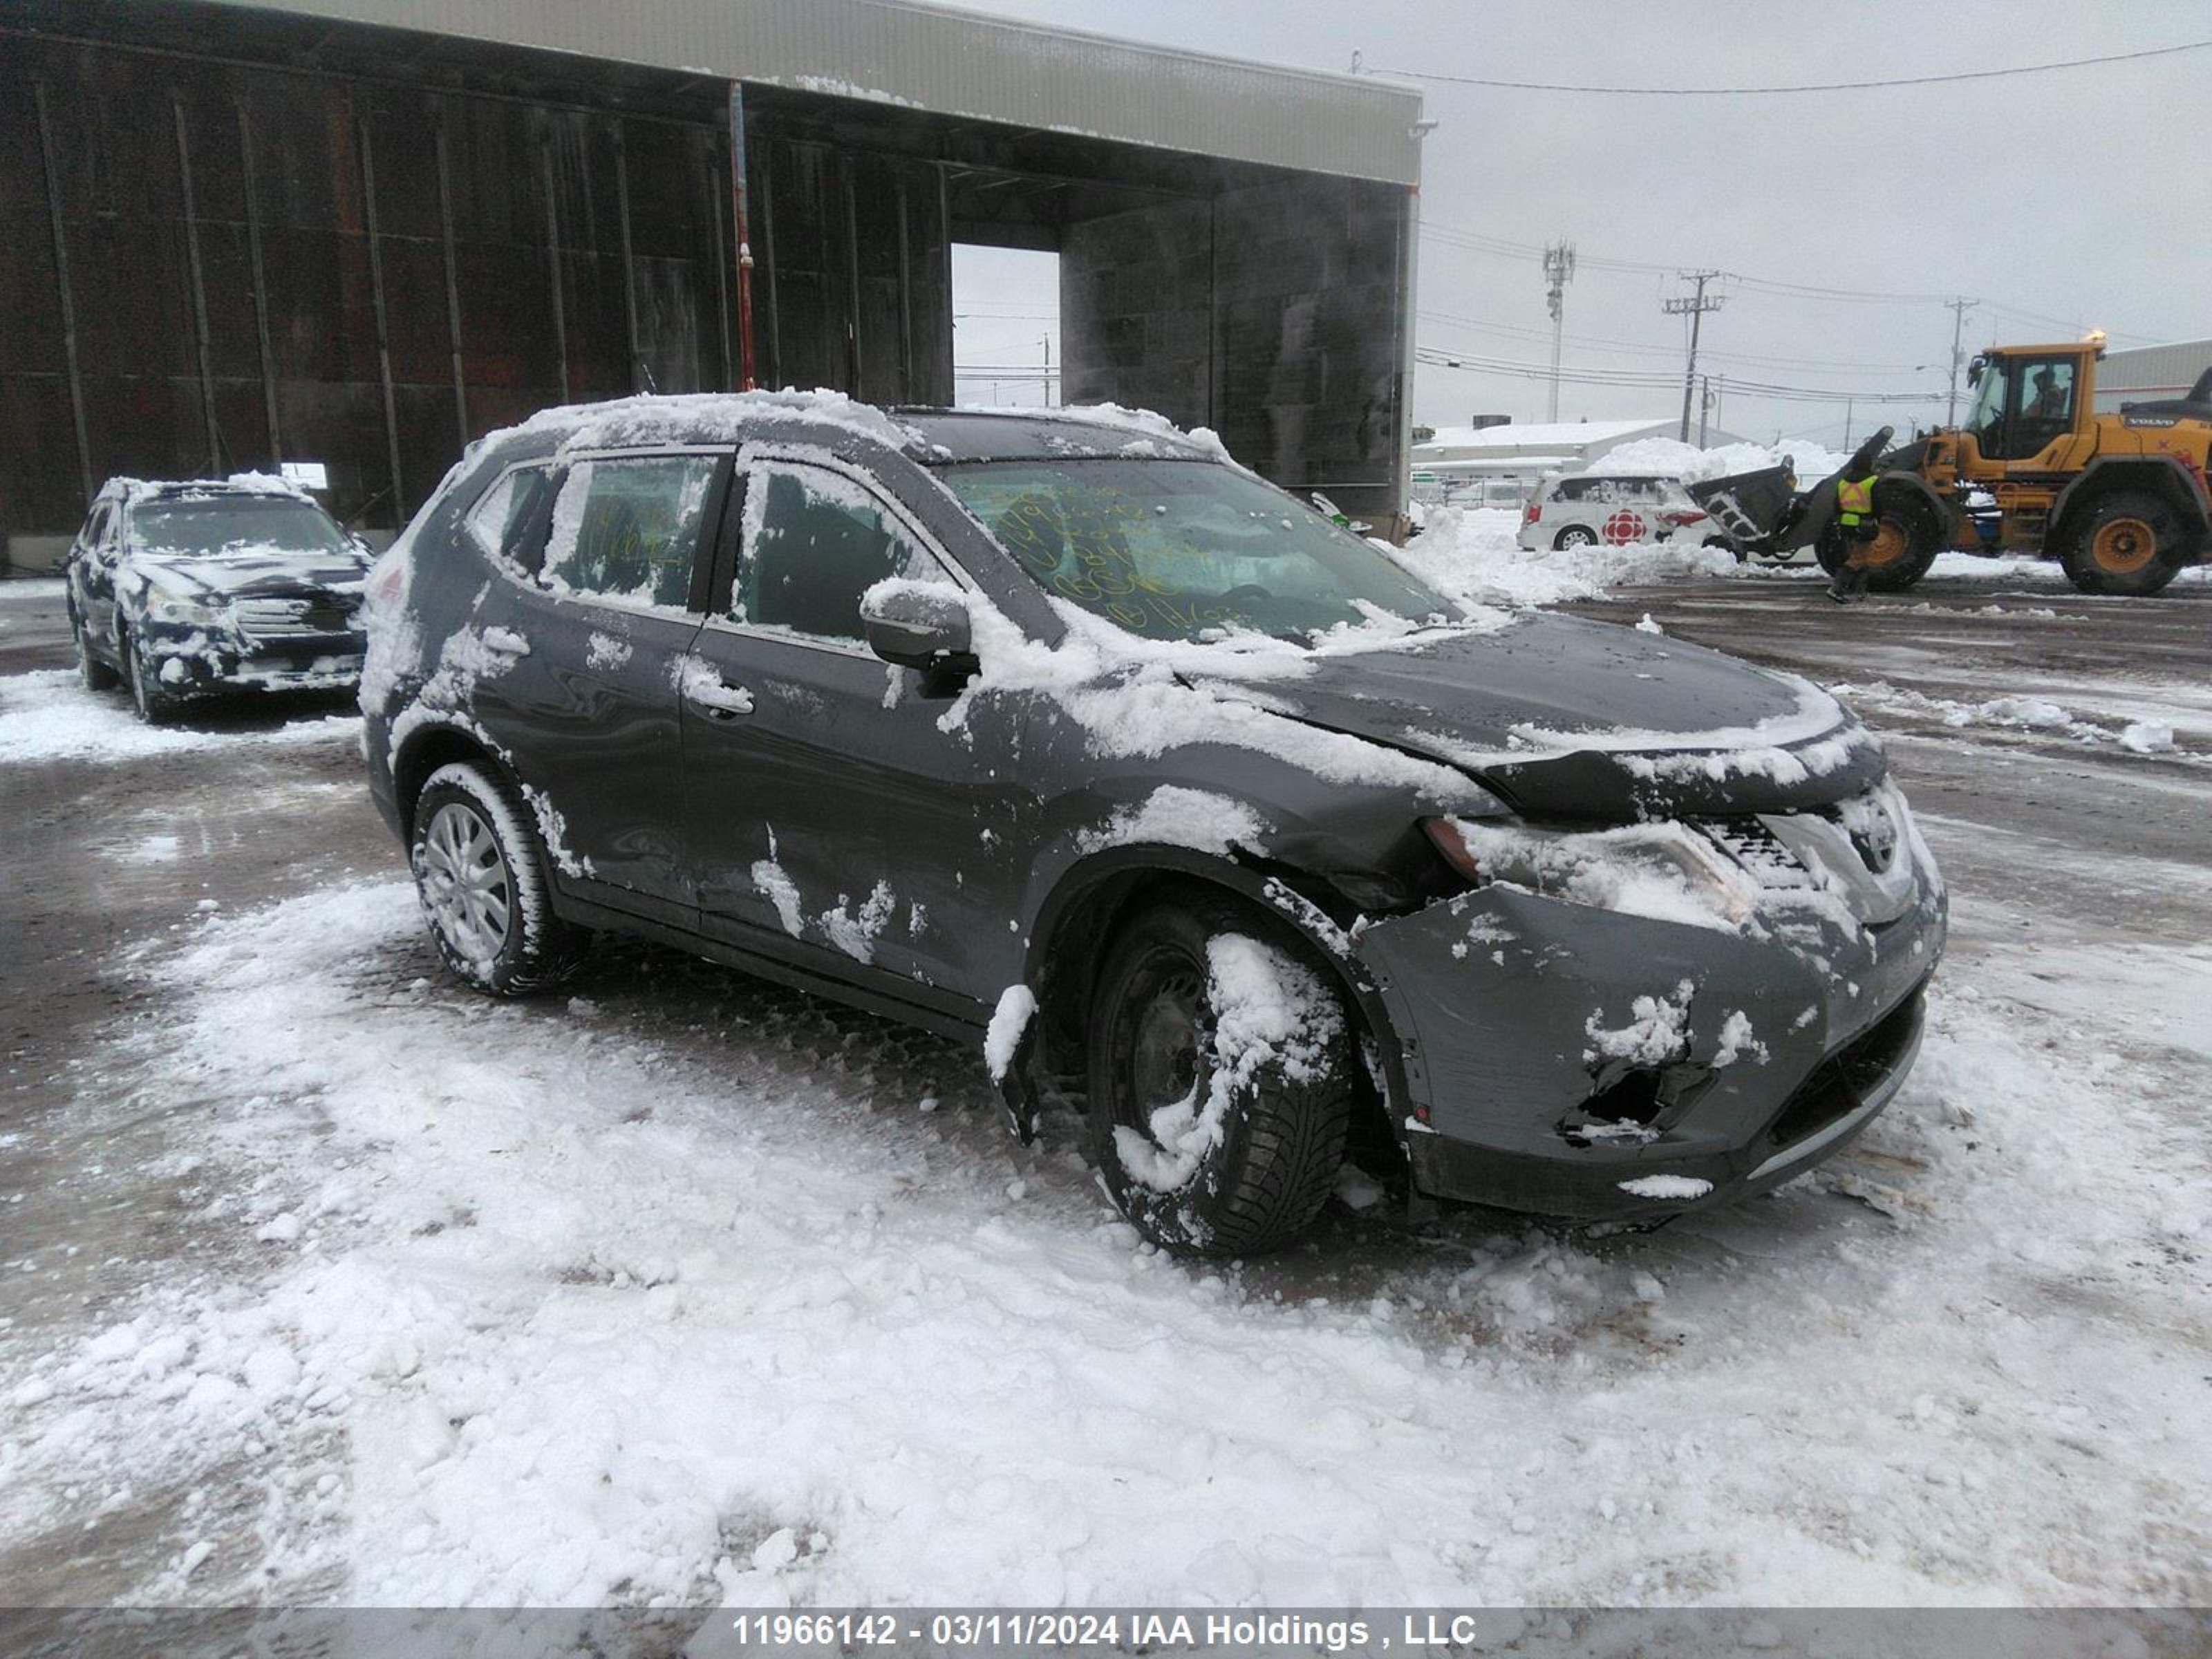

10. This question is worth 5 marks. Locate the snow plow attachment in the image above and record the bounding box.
[1685,461,1806,559]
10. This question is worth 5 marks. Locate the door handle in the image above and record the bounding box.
[675,658,755,719]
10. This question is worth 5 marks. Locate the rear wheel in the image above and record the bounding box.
[72,609,119,691]
[2058,490,2185,596]
[1085,895,1353,1255]
[1554,525,1598,550]
[409,760,585,996]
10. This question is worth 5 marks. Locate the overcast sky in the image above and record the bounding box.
[944,0,2212,446]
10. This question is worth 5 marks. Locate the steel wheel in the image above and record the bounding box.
[420,800,513,964]
[1118,962,1209,1143]
[2090,515,2158,576]
[1862,516,1912,568]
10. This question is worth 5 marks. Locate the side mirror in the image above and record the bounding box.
[861,583,976,675]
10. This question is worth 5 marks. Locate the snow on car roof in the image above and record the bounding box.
[101,471,322,507]
[474,391,1227,468]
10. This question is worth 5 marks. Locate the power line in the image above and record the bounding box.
[1413,346,1938,406]
[1418,308,1930,372]
[1365,39,2212,95]
[1416,221,2155,338]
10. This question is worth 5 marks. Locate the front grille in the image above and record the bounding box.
[1761,984,1926,1152]
[1698,816,1816,889]
[234,594,357,639]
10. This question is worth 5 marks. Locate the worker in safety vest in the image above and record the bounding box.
[1825,465,1882,603]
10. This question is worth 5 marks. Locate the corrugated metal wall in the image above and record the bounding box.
[2094,339,2212,409]
[1,31,732,534]
[1,6,1415,545]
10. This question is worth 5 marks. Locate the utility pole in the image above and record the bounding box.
[1542,241,1575,423]
[1943,297,1976,426]
[1698,375,1714,447]
[1663,271,1725,442]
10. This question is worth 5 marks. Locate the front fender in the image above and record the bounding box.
[2050,454,2211,545]
[1015,841,1419,1161]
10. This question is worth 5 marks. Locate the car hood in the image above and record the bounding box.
[126,547,370,601]
[1224,612,1885,818]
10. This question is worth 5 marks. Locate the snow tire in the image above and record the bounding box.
[1086,894,1353,1256]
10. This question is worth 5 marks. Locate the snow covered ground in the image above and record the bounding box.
[3,869,2206,1609]
[1,552,2208,1619]
[0,668,358,765]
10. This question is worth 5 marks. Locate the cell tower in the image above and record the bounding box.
[1543,241,1576,422]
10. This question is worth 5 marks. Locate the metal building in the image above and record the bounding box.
[0,0,1425,566]
[2093,337,2212,413]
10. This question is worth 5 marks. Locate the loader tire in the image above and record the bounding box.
[1816,488,1942,593]
[2058,491,2185,597]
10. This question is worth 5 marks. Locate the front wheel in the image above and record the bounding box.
[1815,487,1943,592]
[410,760,585,996]
[1085,896,1354,1255]
[122,634,179,724]
[2057,491,2186,597]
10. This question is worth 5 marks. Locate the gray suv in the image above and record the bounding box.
[361,396,1945,1254]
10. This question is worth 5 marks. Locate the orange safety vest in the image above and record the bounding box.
[1836,476,1875,525]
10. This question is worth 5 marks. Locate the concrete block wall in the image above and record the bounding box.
[1211,174,1408,521]
[1059,175,1409,521]
[1059,196,1213,433]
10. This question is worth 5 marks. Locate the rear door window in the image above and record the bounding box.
[467,465,559,574]
[733,462,953,643]
[541,453,723,611]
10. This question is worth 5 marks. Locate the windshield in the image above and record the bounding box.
[939,459,1453,643]
[131,496,352,559]
[1967,359,2009,435]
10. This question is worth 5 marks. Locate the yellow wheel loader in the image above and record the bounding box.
[1693,341,2212,597]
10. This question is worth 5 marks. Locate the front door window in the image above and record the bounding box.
[733,462,955,639]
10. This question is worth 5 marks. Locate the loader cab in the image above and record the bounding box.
[1963,346,2097,462]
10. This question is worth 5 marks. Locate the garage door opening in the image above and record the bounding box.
[951,245,1060,409]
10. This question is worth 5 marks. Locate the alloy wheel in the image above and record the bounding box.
[420,800,514,962]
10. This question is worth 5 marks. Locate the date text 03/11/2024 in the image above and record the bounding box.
[715,1611,1508,1650]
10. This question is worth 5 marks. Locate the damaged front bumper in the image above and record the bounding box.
[1353,810,1947,1223]
[142,616,366,700]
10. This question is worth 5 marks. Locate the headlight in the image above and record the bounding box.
[1423,816,1760,930]
[144,585,225,628]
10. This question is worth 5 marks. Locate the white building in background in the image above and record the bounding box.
[1411,418,1749,507]
[2093,339,2212,412]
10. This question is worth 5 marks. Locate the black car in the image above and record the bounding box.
[362,395,1946,1255]
[66,476,372,722]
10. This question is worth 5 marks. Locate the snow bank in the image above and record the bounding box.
[1598,436,1848,483]
[1393,507,1747,609]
